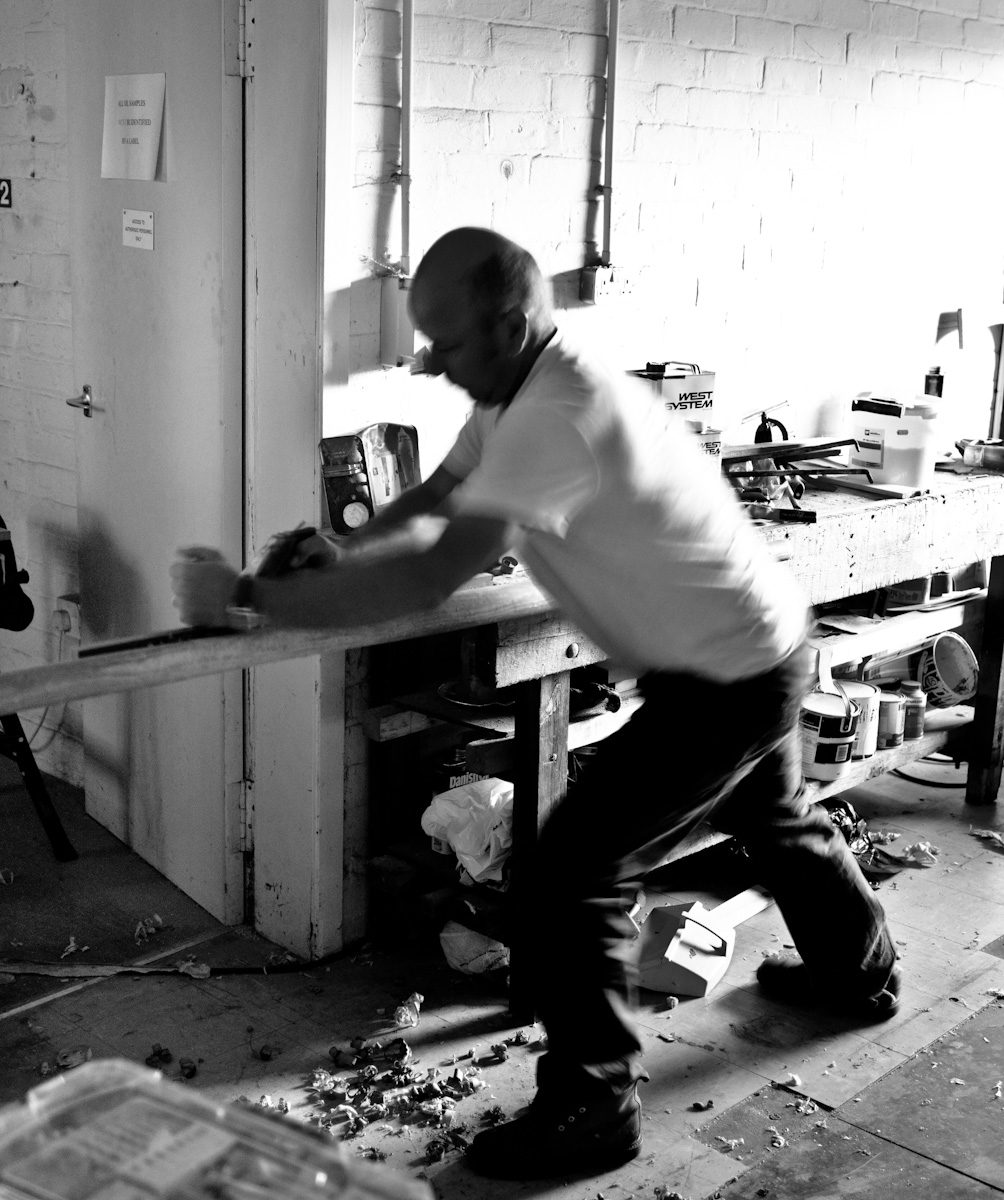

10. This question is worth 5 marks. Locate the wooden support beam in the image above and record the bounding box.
[507,671,570,1025]
[966,554,1004,806]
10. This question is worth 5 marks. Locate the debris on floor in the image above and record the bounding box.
[827,799,941,877]
[439,920,509,974]
[39,1045,93,1076]
[393,992,425,1028]
[134,913,164,943]
[144,1042,173,1068]
[300,1031,505,1158]
[900,840,940,865]
[246,1026,280,1061]
[970,827,1004,850]
[59,935,87,958]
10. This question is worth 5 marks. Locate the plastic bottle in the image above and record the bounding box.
[925,366,944,397]
[900,681,927,740]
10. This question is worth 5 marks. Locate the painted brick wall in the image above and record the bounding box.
[345,0,1004,456]
[5,1,1004,787]
[0,0,81,784]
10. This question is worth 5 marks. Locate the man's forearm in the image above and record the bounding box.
[250,547,452,630]
[348,478,448,549]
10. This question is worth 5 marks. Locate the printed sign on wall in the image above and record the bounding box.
[122,209,154,250]
[101,74,166,181]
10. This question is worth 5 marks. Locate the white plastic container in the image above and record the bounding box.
[0,1058,432,1200]
[850,395,940,487]
[631,361,715,434]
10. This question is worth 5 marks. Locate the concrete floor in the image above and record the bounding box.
[4,757,1004,1198]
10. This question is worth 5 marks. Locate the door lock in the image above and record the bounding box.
[66,385,93,417]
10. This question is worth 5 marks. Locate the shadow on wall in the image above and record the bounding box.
[77,511,148,643]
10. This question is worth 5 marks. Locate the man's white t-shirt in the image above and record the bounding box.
[441,331,808,683]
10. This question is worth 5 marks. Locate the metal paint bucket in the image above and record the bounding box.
[837,680,880,759]
[916,632,978,708]
[800,688,860,781]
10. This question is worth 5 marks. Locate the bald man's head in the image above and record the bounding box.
[412,228,552,336]
[409,228,556,406]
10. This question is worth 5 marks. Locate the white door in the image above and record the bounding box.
[66,1,244,921]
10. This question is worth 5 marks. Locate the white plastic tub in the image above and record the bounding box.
[850,395,939,487]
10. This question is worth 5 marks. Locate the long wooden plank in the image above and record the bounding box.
[3,476,1004,715]
[809,598,984,671]
[0,574,552,714]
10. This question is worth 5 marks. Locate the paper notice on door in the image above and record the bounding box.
[101,74,166,181]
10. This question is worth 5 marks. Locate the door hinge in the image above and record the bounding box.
[224,0,255,78]
[239,776,254,852]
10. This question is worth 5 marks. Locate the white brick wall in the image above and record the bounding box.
[0,0,81,784]
[5,0,1004,790]
[345,0,1004,460]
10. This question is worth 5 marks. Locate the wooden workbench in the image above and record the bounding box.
[2,473,1004,1018]
[361,476,1004,1018]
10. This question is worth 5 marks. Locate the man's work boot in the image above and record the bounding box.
[757,955,901,1022]
[466,1054,646,1179]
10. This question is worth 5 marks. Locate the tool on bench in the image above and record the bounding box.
[722,435,867,511]
[227,524,318,630]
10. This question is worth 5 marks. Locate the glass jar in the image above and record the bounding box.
[877,691,906,749]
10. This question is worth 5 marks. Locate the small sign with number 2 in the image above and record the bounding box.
[0,179,11,208]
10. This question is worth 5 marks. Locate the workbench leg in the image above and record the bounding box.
[507,671,570,1026]
[966,553,1004,806]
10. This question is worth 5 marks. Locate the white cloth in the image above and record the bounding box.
[441,332,808,683]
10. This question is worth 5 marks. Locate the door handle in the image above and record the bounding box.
[66,385,94,418]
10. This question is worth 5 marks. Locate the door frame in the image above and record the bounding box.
[242,0,354,957]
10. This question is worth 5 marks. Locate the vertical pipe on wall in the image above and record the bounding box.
[600,0,620,268]
[400,0,413,276]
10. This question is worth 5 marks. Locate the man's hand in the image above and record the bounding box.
[286,530,351,570]
[170,547,239,628]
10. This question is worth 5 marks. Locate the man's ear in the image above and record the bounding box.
[502,307,529,354]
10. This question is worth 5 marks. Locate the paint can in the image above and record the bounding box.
[916,631,978,708]
[800,688,860,781]
[837,680,880,758]
[877,691,906,749]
